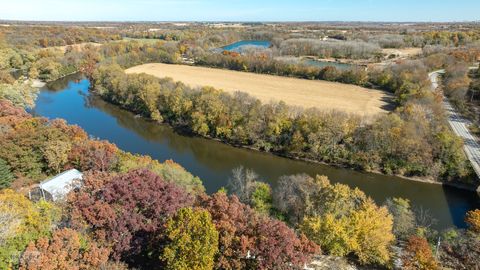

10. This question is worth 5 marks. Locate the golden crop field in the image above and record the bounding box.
[126,63,393,116]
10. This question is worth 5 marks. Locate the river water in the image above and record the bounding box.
[32,73,480,229]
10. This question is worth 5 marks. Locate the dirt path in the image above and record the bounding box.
[126,63,393,117]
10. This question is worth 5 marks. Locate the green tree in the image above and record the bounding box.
[251,182,273,214]
[385,197,416,240]
[0,158,14,189]
[162,208,219,270]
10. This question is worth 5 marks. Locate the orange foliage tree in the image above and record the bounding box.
[402,236,438,270]
[465,209,480,233]
[19,228,110,270]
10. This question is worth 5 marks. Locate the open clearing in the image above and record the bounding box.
[49,42,102,53]
[126,63,393,116]
[382,47,422,57]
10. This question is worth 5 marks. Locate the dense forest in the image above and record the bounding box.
[1,94,480,269]
[1,22,480,269]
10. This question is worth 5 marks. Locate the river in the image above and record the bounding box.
[32,73,480,229]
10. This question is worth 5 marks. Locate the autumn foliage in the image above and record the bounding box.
[402,236,438,270]
[465,209,480,233]
[297,176,394,265]
[19,228,110,270]
[162,208,219,270]
[0,189,59,269]
[68,139,119,172]
[69,169,193,264]
[199,192,318,270]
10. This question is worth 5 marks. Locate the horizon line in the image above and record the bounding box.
[1,19,479,24]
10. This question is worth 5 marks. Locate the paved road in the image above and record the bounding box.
[429,68,480,180]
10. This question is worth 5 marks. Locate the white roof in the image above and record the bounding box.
[39,169,83,201]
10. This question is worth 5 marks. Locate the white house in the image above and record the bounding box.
[36,169,83,201]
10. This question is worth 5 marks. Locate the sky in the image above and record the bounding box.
[0,0,479,22]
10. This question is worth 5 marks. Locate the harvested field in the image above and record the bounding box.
[382,47,422,57]
[126,63,393,117]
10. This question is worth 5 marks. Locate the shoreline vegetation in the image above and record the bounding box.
[103,91,479,192]
[29,67,476,191]
[0,98,470,269]
[91,61,475,189]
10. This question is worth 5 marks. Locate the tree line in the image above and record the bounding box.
[92,62,471,182]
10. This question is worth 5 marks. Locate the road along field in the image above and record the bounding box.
[126,63,393,117]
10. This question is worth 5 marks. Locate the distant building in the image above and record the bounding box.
[30,169,83,201]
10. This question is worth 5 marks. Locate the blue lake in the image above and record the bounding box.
[221,40,271,52]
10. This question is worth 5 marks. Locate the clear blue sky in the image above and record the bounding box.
[1,0,479,22]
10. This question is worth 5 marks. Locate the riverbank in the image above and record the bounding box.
[31,79,46,88]
[97,89,478,193]
[30,71,79,88]
[92,62,478,194]
[34,76,480,229]
[194,129,480,192]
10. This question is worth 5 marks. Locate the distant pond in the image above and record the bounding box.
[221,40,272,53]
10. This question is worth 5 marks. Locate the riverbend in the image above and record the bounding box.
[32,73,480,229]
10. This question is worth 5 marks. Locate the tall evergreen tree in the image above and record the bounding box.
[0,158,14,189]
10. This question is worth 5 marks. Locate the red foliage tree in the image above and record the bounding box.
[0,100,29,118]
[68,140,118,171]
[69,169,193,265]
[199,192,318,270]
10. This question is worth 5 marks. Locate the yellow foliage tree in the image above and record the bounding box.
[301,214,353,257]
[162,208,219,270]
[0,189,60,269]
[349,199,394,265]
[300,176,395,266]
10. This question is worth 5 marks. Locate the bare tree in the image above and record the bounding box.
[273,174,316,225]
[228,166,259,204]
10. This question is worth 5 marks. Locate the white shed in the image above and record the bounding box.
[38,169,83,201]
